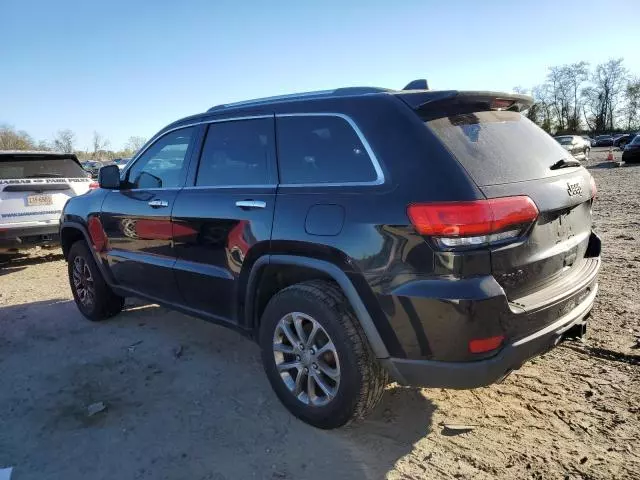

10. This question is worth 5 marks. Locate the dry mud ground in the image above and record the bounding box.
[0,148,638,479]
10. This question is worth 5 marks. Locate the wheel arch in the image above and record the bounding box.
[244,254,390,359]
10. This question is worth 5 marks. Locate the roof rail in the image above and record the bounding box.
[207,86,389,112]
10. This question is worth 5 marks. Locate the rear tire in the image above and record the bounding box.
[259,280,388,429]
[68,241,124,321]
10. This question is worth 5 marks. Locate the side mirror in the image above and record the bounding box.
[98,164,121,189]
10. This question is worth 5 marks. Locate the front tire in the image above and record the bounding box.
[68,241,124,321]
[259,280,388,429]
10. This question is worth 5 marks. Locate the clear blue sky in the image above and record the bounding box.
[3,0,639,150]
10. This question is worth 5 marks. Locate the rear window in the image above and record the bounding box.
[0,157,88,180]
[425,111,571,186]
[276,115,378,185]
[555,136,574,145]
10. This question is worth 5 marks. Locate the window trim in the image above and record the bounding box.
[275,113,385,187]
[193,117,277,189]
[122,125,199,190]
[122,113,385,190]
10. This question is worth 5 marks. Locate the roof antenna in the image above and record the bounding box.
[403,79,429,90]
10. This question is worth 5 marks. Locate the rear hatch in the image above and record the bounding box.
[401,92,596,303]
[0,152,92,227]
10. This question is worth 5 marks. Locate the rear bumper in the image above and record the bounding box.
[383,282,597,389]
[0,224,60,249]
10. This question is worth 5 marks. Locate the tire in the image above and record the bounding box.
[67,240,124,321]
[259,280,388,429]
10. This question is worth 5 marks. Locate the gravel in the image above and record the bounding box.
[0,148,638,479]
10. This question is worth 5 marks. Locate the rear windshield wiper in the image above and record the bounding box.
[549,158,581,170]
[25,173,64,178]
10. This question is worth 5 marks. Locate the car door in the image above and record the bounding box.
[100,126,199,302]
[172,116,277,324]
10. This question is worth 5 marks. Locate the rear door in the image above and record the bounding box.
[172,116,277,323]
[100,127,198,302]
[0,154,91,230]
[425,110,595,300]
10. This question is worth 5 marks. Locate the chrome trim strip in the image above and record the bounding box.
[122,115,273,178]
[182,184,277,190]
[275,112,385,187]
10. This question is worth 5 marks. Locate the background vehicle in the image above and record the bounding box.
[0,151,92,251]
[113,157,131,170]
[622,135,640,163]
[595,135,614,147]
[581,135,596,147]
[60,84,600,429]
[554,135,590,160]
[614,132,637,149]
[81,160,102,177]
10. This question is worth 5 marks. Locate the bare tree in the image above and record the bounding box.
[0,124,36,150]
[512,86,528,95]
[583,58,627,133]
[623,77,640,131]
[52,129,76,153]
[546,62,589,133]
[124,136,147,154]
[530,84,554,132]
[91,131,111,160]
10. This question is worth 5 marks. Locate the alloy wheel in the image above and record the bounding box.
[273,312,341,406]
[72,256,95,308]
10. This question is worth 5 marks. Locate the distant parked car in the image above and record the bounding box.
[614,133,637,149]
[595,135,613,147]
[0,151,92,251]
[581,135,596,147]
[113,158,131,170]
[554,135,590,160]
[81,160,102,177]
[622,135,640,163]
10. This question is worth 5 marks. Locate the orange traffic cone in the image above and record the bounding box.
[607,147,614,162]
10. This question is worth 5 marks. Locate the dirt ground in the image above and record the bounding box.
[1,148,638,480]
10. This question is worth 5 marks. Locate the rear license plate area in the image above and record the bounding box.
[26,194,53,206]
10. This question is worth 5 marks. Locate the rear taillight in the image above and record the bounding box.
[407,196,539,249]
[469,335,504,353]
[89,181,99,190]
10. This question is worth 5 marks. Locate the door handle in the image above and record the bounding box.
[235,200,266,209]
[148,199,169,208]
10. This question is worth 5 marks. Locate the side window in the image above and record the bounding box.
[196,118,273,187]
[276,115,378,185]
[126,127,195,189]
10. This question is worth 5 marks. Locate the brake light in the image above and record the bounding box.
[469,335,504,353]
[407,196,539,249]
[89,181,99,190]
[589,176,597,198]
[491,98,515,110]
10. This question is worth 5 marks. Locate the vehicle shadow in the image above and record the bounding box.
[0,298,435,480]
[586,161,619,170]
[0,251,64,268]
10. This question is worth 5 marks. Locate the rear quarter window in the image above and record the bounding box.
[276,115,379,185]
[425,111,571,186]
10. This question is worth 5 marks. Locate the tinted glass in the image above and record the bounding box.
[196,119,272,186]
[277,115,377,184]
[0,157,87,179]
[126,127,194,189]
[631,136,640,145]
[425,111,573,186]
[555,136,573,145]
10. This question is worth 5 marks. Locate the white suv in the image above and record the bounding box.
[0,151,93,251]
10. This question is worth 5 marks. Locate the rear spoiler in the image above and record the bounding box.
[395,90,534,116]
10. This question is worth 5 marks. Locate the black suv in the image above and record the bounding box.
[61,82,601,429]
